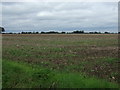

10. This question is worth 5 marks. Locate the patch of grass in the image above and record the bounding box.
[103,58,119,63]
[55,73,119,88]
[2,60,54,88]
[2,60,119,88]
[64,61,88,72]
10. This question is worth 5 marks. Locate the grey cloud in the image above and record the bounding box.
[2,2,118,32]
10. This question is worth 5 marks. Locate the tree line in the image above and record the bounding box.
[3,31,119,34]
[0,27,119,34]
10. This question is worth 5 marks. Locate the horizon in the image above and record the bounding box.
[2,30,120,34]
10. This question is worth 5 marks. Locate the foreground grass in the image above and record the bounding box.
[3,60,119,88]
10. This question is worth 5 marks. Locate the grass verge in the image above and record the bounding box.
[2,60,119,88]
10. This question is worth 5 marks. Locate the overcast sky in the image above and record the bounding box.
[1,2,118,33]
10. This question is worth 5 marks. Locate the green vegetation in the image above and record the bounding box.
[102,58,119,63]
[3,60,54,88]
[3,60,119,88]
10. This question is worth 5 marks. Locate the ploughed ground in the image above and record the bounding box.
[2,34,120,84]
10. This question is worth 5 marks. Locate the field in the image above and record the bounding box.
[2,34,120,88]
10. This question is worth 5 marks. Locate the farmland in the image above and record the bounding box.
[2,34,120,88]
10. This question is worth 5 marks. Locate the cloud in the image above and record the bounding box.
[2,2,118,32]
[1,0,119,2]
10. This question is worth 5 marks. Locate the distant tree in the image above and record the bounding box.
[0,27,5,33]
[73,30,84,34]
[21,32,27,34]
[95,32,99,34]
[89,32,94,34]
[36,32,39,34]
[89,31,101,34]
[9,32,13,34]
[47,31,59,34]
[61,31,66,34]
[27,32,32,34]
[104,32,110,34]
[41,31,45,34]
[94,32,101,34]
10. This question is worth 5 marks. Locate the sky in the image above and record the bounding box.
[1,2,118,33]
